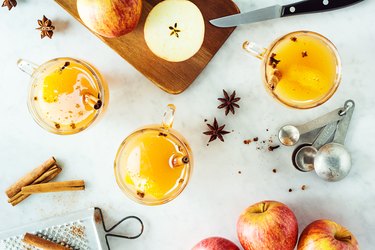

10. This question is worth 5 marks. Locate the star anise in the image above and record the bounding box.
[203,118,230,143]
[2,0,17,10]
[217,90,241,116]
[36,15,55,39]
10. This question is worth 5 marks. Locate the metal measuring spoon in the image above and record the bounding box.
[314,100,355,182]
[294,122,337,172]
[279,107,345,146]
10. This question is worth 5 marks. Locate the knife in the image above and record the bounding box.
[210,0,364,28]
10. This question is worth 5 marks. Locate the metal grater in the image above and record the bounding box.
[0,207,143,250]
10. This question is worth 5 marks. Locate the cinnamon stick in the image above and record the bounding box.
[8,165,61,202]
[268,69,282,91]
[84,93,102,110]
[8,165,61,206]
[21,180,85,194]
[23,233,69,250]
[172,155,189,168]
[6,157,56,198]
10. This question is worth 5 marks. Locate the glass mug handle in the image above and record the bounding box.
[17,59,39,76]
[242,41,267,60]
[162,104,176,129]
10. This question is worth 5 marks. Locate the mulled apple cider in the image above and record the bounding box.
[18,58,108,134]
[114,105,193,205]
[243,31,341,109]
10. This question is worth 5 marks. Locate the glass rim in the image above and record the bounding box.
[27,57,107,135]
[114,126,193,206]
[262,30,342,109]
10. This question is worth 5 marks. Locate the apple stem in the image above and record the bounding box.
[335,234,352,243]
[260,202,269,213]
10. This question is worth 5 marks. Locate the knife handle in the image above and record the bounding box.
[281,0,364,17]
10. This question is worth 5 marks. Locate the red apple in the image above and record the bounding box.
[192,237,240,250]
[297,219,359,250]
[237,200,298,250]
[77,0,142,38]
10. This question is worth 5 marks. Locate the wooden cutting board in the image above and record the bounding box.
[55,0,240,94]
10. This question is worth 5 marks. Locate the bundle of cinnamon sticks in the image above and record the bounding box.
[5,157,85,206]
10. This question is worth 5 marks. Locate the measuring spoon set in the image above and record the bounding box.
[278,100,355,182]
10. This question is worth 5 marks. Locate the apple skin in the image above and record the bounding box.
[77,0,142,38]
[192,237,240,250]
[297,219,359,250]
[237,200,298,250]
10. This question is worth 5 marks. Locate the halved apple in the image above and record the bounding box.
[144,0,205,62]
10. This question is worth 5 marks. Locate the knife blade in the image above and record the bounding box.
[210,0,364,28]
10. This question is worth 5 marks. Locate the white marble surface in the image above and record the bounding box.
[0,0,374,249]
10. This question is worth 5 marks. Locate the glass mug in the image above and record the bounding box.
[243,31,341,109]
[114,104,193,205]
[17,57,109,135]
